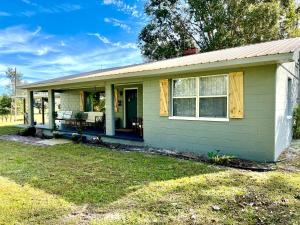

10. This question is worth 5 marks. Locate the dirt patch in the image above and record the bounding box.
[86,141,274,172]
[63,204,105,225]
[0,135,71,146]
[276,142,300,172]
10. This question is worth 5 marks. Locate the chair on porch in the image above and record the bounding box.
[132,117,143,137]
[85,112,105,130]
[55,111,74,129]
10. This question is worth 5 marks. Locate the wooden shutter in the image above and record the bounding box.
[114,89,118,112]
[160,79,169,116]
[229,72,244,118]
[79,91,84,112]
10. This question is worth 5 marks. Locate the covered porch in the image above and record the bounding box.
[25,82,144,141]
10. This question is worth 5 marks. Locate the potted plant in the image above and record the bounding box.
[75,112,84,121]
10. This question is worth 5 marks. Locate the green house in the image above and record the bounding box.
[20,37,300,162]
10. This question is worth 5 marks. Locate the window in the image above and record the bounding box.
[199,76,228,118]
[172,75,228,119]
[85,92,105,112]
[172,78,196,117]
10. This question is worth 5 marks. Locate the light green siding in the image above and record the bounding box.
[56,65,278,161]
[143,65,276,161]
[60,90,80,112]
[274,62,298,160]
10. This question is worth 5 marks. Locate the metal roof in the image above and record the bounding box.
[21,37,300,89]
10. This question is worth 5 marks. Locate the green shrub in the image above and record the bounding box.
[71,133,82,143]
[52,131,61,139]
[75,112,84,121]
[18,126,36,137]
[293,105,300,139]
[208,150,235,165]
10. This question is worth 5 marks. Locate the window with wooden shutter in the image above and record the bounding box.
[114,89,118,112]
[79,91,84,112]
[229,72,244,118]
[160,79,169,116]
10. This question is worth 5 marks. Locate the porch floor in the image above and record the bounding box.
[18,124,143,142]
[60,129,143,142]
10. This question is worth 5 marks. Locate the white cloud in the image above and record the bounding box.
[20,46,142,82]
[21,0,31,4]
[0,64,10,88]
[88,33,111,44]
[0,78,10,87]
[0,11,11,17]
[21,11,36,17]
[0,26,58,56]
[0,27,142,91]
[88,33,137,49]
[20,1,82,16]
[104,17,131,32]
[102,0,141,17]
[40,4,82,13]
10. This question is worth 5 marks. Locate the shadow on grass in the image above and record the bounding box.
[92,170,300,224]
[0,140,223,207]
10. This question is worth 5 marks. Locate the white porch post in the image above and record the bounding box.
[48,89,55,129]
[105,83,115,136]
[27,90,34,126]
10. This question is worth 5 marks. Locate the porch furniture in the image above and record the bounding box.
[85,112,105,128]
[95,114,105,130]
[56,111,73,120]
[68,112,88,128]
[132,117,143,137]
[55,111,74,128]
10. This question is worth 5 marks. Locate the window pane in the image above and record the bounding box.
[199,97,227,118]
[173,78,196,97]
[173,98,196,117]
[200,76,227,96]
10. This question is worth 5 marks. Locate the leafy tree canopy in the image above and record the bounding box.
[0,95,12,116]
[139,0,300,60]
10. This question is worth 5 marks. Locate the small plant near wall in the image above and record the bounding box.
[71,128,86,143]
[89,135,103,145]
[207,150,235,165]
[293,105,300,139]
[18,126,36,137]
[52,131,61,139]
[71,133,82,143]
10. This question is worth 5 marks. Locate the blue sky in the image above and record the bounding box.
[0,0,146,94]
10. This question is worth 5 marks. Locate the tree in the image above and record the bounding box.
[4,67,22,95]
[139,0,300,60]
[3,67,23,121]
[138,0,195,61]
[0,95,12,122]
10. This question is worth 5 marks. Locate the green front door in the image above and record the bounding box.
[125,89,137,128]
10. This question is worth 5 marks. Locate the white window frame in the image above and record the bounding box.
[170,74,229,122]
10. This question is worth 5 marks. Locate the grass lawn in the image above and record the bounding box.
[0,126,299,224]
[0,113,45,127]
